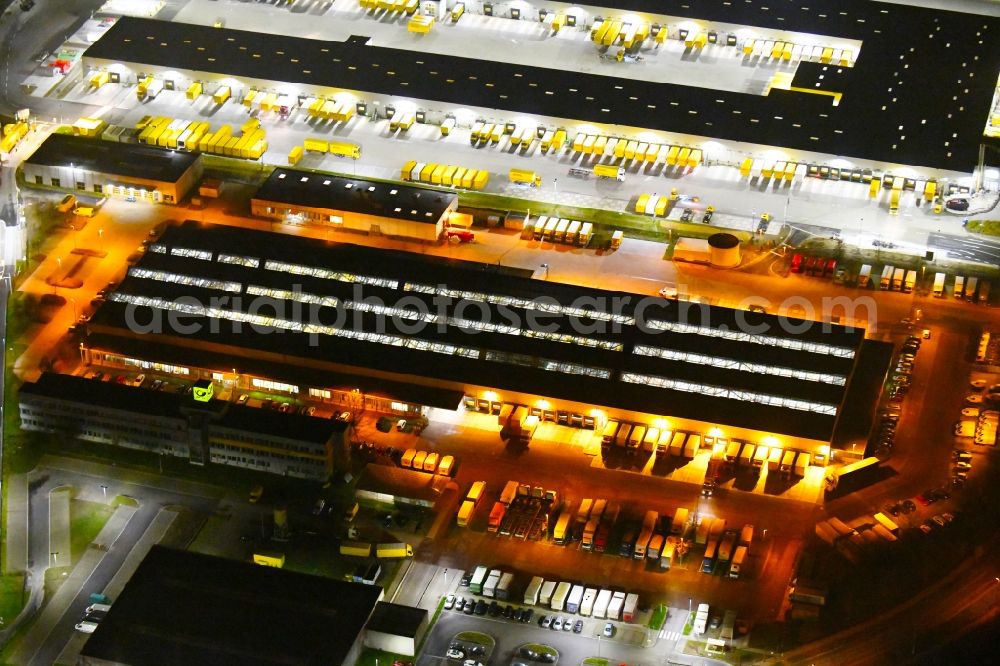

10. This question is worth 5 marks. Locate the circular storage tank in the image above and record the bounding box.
[708,233,741,268]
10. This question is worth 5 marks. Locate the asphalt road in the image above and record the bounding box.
[18,462,222,665]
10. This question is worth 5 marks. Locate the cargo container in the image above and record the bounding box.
[468,565,489,594]
[641,427,660,453]
[531,580,553,607]
[525,576,544,605]
[623,593,639,622]
[593,589,612,619]
[553,511,572,545]
[608,591,625,620]
[873,512,900,536]
[496,572,514,600]
[483,569,501,597]
[551,581,571,611]
[472,170,489,190]
[436,455,454,477]
[683,433,699,459]
[623,140,638,160]
[339,541,372,557]
[594,163,626,181]
[671,507,689,535]
[542,217,559,241]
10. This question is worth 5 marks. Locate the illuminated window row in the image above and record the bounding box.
[646,319,855,358]
[263,260,398,290]
[149,244,167,254]
[246,285,339,307]
[252,377,299,394]
[632,344,846,385]
[218,253,261,269]
[100,352,190,376]
[621,372,838,415]
[403,282,633,325]
[346,299,621,350]
[309,388,332,399]
[108,293,480,360]
[129,267,242,293]
[170,247,213,261]
[484,350,612,380]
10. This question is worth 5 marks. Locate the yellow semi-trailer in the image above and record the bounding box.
[213,86,231,104]
[339,541,372,557]
[389,110,401,132]
[644,143,659,162]
[431,164,447,184]
[551,129,566,152]
[470,121,484,143]
[624,141,638,160]
[479,124,494,144]
[614,140,626,159]
[186,81,202,100]
[233,134,252,159]
[635,194,650,213]
[635,142,648,161]
[603,21,623,46]
[666,145,679,165]
[440,117,455,136]
[242,118,261,134]
[593,19,610,43]
[572,133,586,152]
[473,170,489,190]
[421,163,438,182]
[578,222,592,246]
[401,160,417,180]
[247,139,267,160]
[739,158,754,177]
[540,131,554,152]
[223,136,240,157]
[594,135,608,154]
[329,141,361,158]
[376,543,414,558]
[509,169,541,187]
[460,169,476,188]
[442,165,458,186]
[243,89,258,107]
[399,113,415,131]
[489,124,503,143]
[288,146,303,166]
[451,166,467,187]
[187,122,211,150]
[677,147,691,166]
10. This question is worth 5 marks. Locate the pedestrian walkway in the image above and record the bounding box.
[4,473,28,574]
[6,504,136,666]
[47,488,71,569]
[53,508,177,666]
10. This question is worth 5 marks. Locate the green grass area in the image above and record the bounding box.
[69,500,114,561]
[583,658,610,666]
[111,495,139,508]
[455,631,492,645]
[355,647,414,666]
[0,573,26,625]
[648,603,668,631]
[682,611,695,636]
[967,219,1000,237]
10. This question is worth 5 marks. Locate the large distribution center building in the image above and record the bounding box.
[79,5,1000,176]
[23,133,202,204]
[56,219,888,473]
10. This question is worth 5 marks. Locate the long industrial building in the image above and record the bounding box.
[251,167,458,241]
[79,5,1000,174]
[66,219,889,469]
[23,133,202,204]
[19,372,349,480]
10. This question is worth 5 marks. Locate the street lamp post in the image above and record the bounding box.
[100,484,108,500]
[50,551,59,566]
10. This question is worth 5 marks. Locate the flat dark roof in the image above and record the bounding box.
[20,372,347,445]
[24,133,200,183]
[82,13,1000,171]
[81,546,382,666]
[86,221,866,440]
[254,168,457,224]
[366,601,427,639]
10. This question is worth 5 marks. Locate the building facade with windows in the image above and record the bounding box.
[22,133,203,204]
[19,372,349,480]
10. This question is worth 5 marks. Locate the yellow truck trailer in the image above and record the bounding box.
[186,82,202,100]
[594,135,609,154]
[213,86,231,104]
[490,124,503,143]
[461,169,476,188]
[421,163,438,182]
[329,141,361,158]
[739,158,754,177]
[868,177,880,198]
[431,164,447,184]
[289,146,304,166]
[89,71,110,88]
[451,2,465,21]
[470,121,484,143]
[243,89,258,107]
[635,194,651,214]
[452,167,467,186]
[241,118,261,134]
[889,188,900,215]
[441,117,456,136]
[624,141,638,160]
[595,164,626,181]
[573,133,586,152]
[408,14,433,33]
[923,180,936,202]
[401,160,417,180]
[473,170,489,190]
[509,169,541,187]
[304,138,329,152]
[551,129,567,152]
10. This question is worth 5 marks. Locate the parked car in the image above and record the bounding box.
[539,614,551,628]
[445,229,475,243]
[603,622,615,637]
[551,617,563,631]
[573,619,584,634]
[444,594,456,610]
[446,649,464,660]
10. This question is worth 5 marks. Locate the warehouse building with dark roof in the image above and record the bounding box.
[23,133,202,204]
[78,546,384,666]
[79,7,1000,173]
[251,168,459,241]
[68,220,888,470]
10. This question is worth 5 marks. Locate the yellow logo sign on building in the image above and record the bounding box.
[192,379,214,403]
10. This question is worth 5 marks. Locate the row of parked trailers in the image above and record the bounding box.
[742,40,853,65]
[590,18,654,48]
[522,216,593,246]
[358,0,419,14]
[526,575,640,622]
[134,116,267,159]
[573,136,703,168]
[815,513,900,564]
[399,160,490,189]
